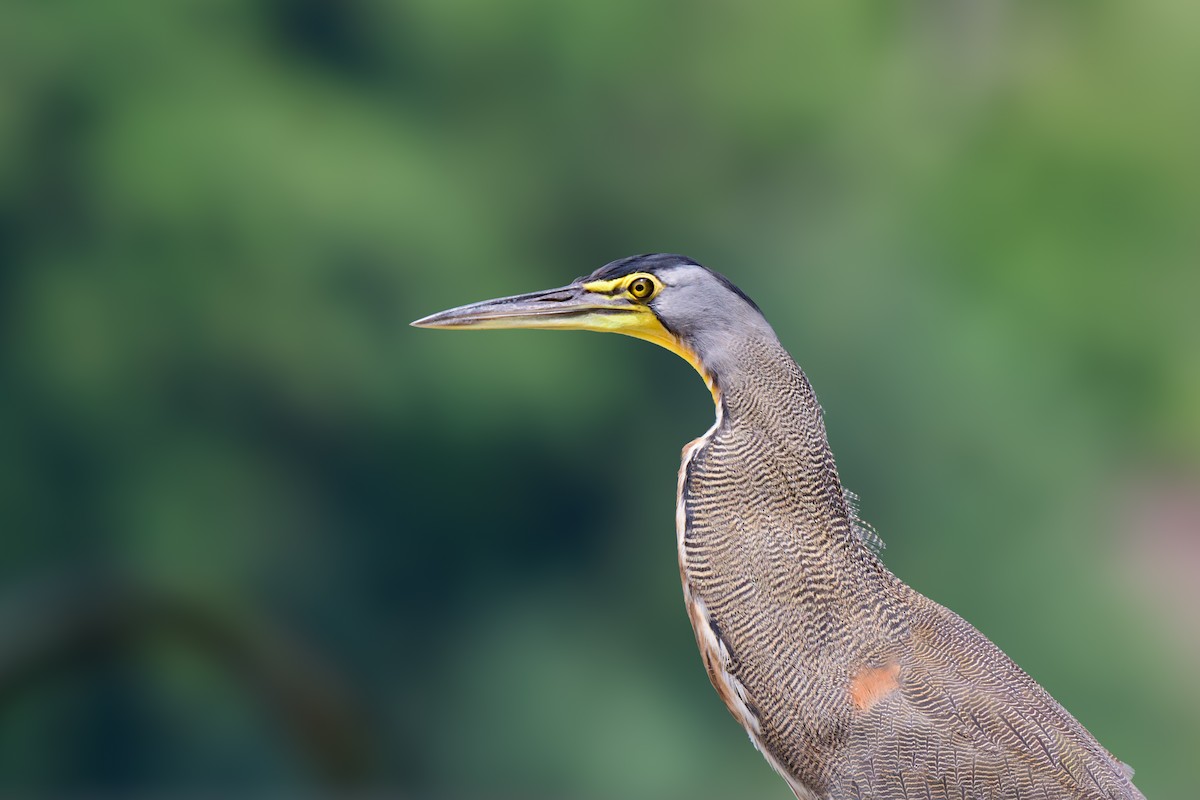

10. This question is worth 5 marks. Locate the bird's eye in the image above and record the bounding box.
[628,276,656,301]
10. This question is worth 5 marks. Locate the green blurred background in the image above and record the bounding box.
[1,0,1197,797]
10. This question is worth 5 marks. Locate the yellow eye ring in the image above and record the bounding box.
[628,276,656,301]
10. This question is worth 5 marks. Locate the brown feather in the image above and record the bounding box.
[677,335,1144,800]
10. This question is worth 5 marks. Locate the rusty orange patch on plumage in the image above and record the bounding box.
[849,663,901,711]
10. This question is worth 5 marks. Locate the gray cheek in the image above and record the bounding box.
[657,284,722,332]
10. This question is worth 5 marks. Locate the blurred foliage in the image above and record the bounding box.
[1,0,1197,797]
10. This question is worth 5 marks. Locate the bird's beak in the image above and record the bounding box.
[411,282,653,336]
[412,279,719,404]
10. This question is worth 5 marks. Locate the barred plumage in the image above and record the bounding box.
[680,335,1141,799]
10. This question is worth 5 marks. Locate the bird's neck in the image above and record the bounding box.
[710,336,855,537]
[682,333,897,647]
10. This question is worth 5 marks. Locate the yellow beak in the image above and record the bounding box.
[411,282,651,335]
[412,281,718,402]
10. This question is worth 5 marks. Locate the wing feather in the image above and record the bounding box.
[835,596,1144,800]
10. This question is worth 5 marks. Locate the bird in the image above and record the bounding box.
[412,253,1145,800]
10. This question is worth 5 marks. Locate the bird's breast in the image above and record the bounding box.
[674,394,902,797]
[675,409,842,800]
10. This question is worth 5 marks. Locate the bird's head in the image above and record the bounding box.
[411,254,774,402]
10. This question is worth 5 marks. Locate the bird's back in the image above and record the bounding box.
[677,336,1143,800]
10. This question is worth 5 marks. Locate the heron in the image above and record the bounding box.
[412,253,1144,799]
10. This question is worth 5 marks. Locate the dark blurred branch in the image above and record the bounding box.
[0,572,376,786]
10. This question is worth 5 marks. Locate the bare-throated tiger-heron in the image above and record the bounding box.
[412,253,1144,800]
